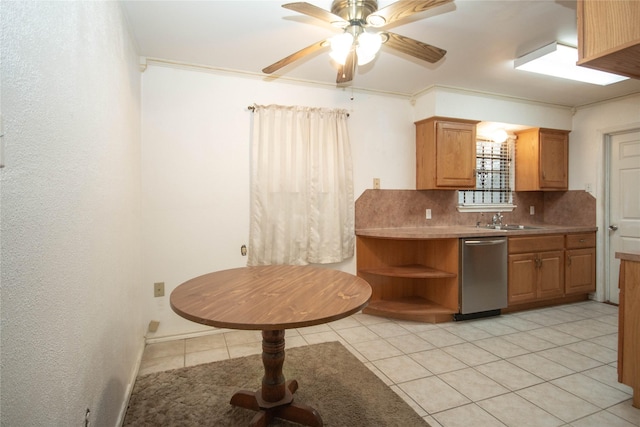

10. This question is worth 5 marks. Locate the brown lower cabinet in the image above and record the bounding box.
[508,235,565,305]
[565,233,597,295]
[508,232,596,307]
[616,252,640,408]
[355,231,597,321]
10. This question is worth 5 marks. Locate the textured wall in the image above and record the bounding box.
[1,2,143,425]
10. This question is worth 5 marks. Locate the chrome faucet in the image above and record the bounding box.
[492,212,503,226]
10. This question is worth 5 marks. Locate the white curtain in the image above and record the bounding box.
[248,104,354,265]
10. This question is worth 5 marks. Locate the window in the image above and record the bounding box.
[458,136,515,212]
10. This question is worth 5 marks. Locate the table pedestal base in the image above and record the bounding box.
[230,380,322,427]
[229,330,323,427]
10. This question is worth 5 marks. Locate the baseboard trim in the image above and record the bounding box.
[145,327,228,344]
[116,337,146,427]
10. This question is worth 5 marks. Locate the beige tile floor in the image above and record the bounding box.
[139,301,640,426]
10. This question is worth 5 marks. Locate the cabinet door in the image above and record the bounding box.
[537,250,565,300]
[577,0,640,79]
[508,253,537,304]
[435,121,476,188]
[539,131,568,189]
[566,248,596,294]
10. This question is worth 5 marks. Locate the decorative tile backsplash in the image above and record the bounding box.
[355,189,595,229]
[542,191,597,226]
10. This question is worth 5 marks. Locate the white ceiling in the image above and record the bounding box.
[121,0,640,107]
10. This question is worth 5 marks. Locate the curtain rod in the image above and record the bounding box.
[247,105,349,117]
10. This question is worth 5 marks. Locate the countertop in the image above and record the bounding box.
[616,252,640,262]
[356,225,598,239]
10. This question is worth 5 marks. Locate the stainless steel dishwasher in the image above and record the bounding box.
[455,237,508,321]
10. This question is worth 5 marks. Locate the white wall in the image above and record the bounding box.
[141,64,414,338]
[1,2,144,426]
[570,94,640,301]
[413,86,574,130]
[571,94,640,196]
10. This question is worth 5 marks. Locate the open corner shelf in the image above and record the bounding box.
[360,264,457,279]
[356,236,460,324]
[364,297,457,324]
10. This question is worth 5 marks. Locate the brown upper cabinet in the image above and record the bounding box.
[515,128,569,191]
[415,117,479,189]
[577,0,640,79]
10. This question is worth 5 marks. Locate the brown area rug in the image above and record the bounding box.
[124,341,430,426]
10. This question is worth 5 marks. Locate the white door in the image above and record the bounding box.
[608,130,640,304]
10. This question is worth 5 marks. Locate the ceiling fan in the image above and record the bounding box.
[262,0,453,84]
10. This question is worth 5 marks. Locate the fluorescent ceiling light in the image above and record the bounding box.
[514,42,629,86]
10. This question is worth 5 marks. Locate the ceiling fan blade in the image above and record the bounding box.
[384,32,446,63]
[283,2,347,27]
[336,50,356,84]
[366,0,453,27]
[262,39,328,74]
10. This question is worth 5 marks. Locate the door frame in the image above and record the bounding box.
[603,126,640,303]
[604,131,613,303]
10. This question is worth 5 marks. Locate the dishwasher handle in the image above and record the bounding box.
[464,239,506,246]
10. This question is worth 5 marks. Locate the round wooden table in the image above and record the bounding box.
[170,265,371,427]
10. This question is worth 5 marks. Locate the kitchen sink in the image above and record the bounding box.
[482,224,541,230]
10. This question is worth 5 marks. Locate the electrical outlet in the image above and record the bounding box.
[426,209,432,220]
[154,282,165,297]
[373,178,380,189]
[530,205,535,215]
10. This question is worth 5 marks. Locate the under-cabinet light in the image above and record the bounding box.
[491,129,509,143]
[514,42,628,86]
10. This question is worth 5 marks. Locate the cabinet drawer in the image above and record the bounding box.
[566,233,596,249]
[509,235,564,254]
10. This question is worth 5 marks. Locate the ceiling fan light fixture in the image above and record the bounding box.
[329,32,355,65]
[357,52,376,66]
[366,14,386,27]
[356,31,382,65]
[266,0,449,84]
[514,42,628,86]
